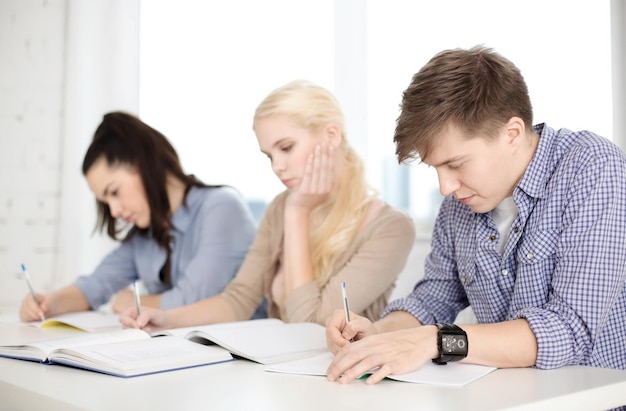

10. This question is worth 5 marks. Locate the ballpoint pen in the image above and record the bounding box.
[21,263,40,304]
[133,280,142,316]
[21,263,45,321]
[341,282,350,324]
[341,282,354,342]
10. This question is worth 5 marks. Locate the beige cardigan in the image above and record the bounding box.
[220,191,416,324]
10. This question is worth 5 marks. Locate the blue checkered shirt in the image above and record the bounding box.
[385,124,626,369]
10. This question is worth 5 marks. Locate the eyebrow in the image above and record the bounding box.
[260,137,291,155]
[428,155,466,168]
[101,183,113,198]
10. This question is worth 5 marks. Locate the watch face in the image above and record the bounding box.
[442,334,467,354]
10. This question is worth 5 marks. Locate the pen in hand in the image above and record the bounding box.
[341,282,353,342]
[21,263,45,321]
[341,281,351,324]
[133,280,142,318]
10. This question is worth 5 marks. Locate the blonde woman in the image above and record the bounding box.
[120,80,415,330]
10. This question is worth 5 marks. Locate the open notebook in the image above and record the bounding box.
[264,352,497,387]
[24,311,123,332]
[0,317,326,376]
[0,327,233,377]
[159,318,327,364]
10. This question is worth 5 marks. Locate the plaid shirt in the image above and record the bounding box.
[385,124,626,369]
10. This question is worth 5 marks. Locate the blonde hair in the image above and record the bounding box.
[253,80,375,287]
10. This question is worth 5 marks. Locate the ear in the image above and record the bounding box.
[504,116,526,149]
[324,123,342,149]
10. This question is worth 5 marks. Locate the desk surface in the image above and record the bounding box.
[1,355,626,411]
[0,309,625,411]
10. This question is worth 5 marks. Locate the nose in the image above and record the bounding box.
[108,200,122,218]
[272,157,285,176]
[437,169,460,197]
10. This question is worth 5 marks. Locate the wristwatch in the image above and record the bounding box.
[432,323,468,365]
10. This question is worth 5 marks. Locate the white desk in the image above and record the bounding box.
[1,355,626,410]
[0,306,625,411]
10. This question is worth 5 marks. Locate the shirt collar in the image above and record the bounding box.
[170,185,202,233]
[516,123,553,200]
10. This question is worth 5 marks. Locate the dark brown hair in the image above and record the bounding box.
[394,45,533,164]
[82,111,208,284]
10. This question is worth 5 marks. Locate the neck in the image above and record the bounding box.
[510,130,540,194]
[166,174,187,214]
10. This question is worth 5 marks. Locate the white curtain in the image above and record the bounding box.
[54,0,140,286]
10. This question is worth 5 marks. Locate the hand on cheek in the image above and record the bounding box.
[288,144,335,211]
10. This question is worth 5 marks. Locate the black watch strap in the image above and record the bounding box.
[432,323,468,365]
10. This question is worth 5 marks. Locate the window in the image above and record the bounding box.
[140,0,613,233]
[139,0,335,220]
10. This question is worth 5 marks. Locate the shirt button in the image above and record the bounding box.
[489,235,497,241]
[501,269,508,276]
[513,226,520,233]
[527,252,535,260]
[461,275,467,283]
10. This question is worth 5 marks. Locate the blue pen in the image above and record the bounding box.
[21,264,44,320]
[21,264,41,305]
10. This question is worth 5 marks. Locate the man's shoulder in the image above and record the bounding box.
[548,126,624,161]
[529,125,626,190]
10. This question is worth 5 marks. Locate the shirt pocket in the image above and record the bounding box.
[515,230,559,299]
[456,256,477,286]
[517,230,559,265]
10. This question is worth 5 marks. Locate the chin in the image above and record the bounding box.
[464,201,486,213]
[134,220,149,229]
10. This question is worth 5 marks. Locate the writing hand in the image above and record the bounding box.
[326,326,439,385]
[118,306,169,331]
[19,292,48,322]
[325,309,375,354]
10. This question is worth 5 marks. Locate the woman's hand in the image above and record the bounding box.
[118,306,170,331]
[19,292,49,322]
[325,309,376,354]
[286,144,335,212]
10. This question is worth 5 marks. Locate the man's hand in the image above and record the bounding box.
[326,325,439,385]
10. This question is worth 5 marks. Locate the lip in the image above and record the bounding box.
[457,195,474,206]
[281,179,294,188]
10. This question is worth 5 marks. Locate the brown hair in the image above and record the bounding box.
[82,111,209,284]
[394,45,533,164]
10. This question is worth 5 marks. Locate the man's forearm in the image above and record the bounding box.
[374,310,422,334]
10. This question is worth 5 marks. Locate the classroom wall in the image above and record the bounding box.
[0,0,431,313]
[0,0,139,308]
[0,0,66,307]
[4,1,619,320]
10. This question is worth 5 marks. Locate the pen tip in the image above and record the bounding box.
[21,263,25,271]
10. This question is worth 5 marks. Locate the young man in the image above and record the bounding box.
[325,46,626,384]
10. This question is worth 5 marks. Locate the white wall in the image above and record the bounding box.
[0,0,67,307]
[0,0,139,308]
[0,1,622,321]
